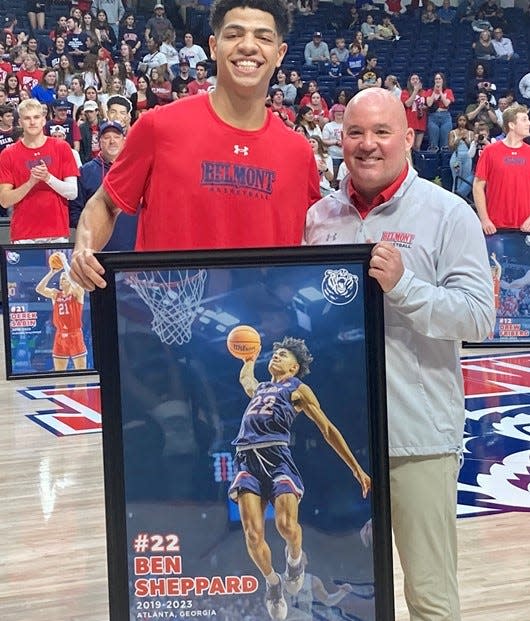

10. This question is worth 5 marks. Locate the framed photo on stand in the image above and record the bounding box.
[0,243,96,379]
[464,229,530,348]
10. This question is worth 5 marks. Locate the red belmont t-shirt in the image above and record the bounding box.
[424,88,454,111]
[475,140,530,228]
[0,137,79,241]
[104,95,321,250]
[17,69,44,91]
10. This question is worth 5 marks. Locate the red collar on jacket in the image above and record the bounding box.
[348,164,408,219]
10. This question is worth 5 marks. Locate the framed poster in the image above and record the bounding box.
[0,244,96,379]
[91,246,392,621]
[464,229,530,348]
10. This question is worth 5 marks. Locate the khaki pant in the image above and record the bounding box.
[390,453,461,621]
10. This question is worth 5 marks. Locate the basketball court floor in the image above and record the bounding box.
[1,344,530,620]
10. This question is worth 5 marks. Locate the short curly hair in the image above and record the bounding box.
[273,337,313,378]
[209,0,292,39]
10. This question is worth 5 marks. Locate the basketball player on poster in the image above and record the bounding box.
[488,252,502,339]
[35,252,87,371]
[227,329,371,621]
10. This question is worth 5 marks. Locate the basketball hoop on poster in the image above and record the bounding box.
[128,270,207,345]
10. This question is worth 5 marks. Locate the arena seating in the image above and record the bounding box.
[2,0,529,189]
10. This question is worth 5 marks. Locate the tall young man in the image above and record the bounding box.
[473,104,530,234]
[71,0,320,290]
[0,98,78,243]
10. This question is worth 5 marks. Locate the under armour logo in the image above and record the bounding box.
[233,145,249,156]
[326,232,338,241]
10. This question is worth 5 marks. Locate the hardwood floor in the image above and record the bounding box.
[1,350,529,620]
[393,512,530,620]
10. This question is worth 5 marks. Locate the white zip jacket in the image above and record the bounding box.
[304,167,495,457]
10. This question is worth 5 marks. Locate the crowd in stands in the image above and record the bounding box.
[0,0,529,213]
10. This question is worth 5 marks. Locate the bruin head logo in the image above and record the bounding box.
[6,251,20,264]
[321,268,359,305]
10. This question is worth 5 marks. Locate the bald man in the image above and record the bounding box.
[304,88,495,621]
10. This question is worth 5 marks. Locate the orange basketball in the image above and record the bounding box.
[227,325,261,360]
[48,252,63,270]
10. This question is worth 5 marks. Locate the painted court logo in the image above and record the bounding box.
[458,353,530,517]
[16,355,530,523]
[19,384,101,436]
[321,268,358,305]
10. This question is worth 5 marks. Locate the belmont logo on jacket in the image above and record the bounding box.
[381,231,415,248]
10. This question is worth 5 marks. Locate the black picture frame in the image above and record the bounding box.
[0,243,97,379]
[91,245,393,621]
[463,229,530,348]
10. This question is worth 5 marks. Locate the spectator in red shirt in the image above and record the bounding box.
[188,61,210,96]
[17,53,44,92]
[269,88,294,128]
[0,98,79,243]
[150,67,172,105]
[308,90,329,127]
[130,74,157,122]
[473,105,530,234]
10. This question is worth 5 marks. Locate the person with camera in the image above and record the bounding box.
[468,121,493,171]
[467,62,497,106]
[465,90,502,138]
[448,114,475,198]
[473,104,530,234]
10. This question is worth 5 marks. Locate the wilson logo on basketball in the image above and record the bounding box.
[232,343,256,352]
